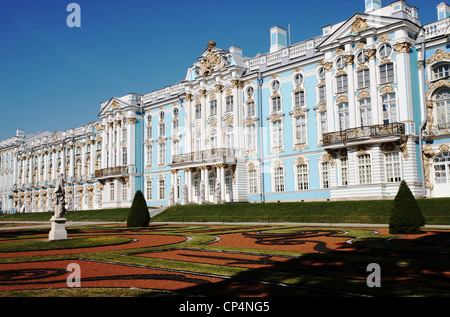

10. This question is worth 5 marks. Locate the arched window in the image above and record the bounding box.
[434,152,450,184]
[432,63,450,81]
[435,88,450,126]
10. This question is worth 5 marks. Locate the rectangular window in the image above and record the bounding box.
[172,140,179,157]
[318,86,326,103]
[382,93,397,124]
[385,152,401,183]
[358,154,372,184]
[272,120,283,148]
[195,104,201,119]
[380,63,394,84]
[159,179,165,200]
[159,143,166,165]
[272,96,281,112]
[226,96,234,112]
[338,103,350,131]
[146,145,153,166]
[172,120,179,135]
[159,123,165,137]
[336,75,348,93]
[296,164,309,190]
[357,69,370,89]
[294,91,305,108]
[274,167,285,192]
[146,180,153,200]
[246,125,256,151]
[294,116,306,144]
[110,182,115,201]
[359,98,372,127]
[320,111,328,136]
[210,100,217,116]
[247,101,256,117]
[147,126,152,140]
[122,181,127,201]
[340,157,348,186]
[321,162,330,189]
[249,170,257,194]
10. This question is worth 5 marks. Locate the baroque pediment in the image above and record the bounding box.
[198,40,229,77]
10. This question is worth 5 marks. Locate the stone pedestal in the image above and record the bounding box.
[49,217,67,241]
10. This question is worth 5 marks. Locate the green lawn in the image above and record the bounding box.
[1,198,449,225]
[152,198,450,225]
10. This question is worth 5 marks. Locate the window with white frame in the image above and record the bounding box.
[359,98,372,127]
[225,170,233,194]
[271,80,280,92]
[340,157,348,186]
[159,122,166,137]
[172,139,180,157]
[273,167,285,192]
[122,181,127,201]
[158,178,165,200]
[293,73,304,86]
[272,96,281,112]
[385,152,402,183]
[336,74,348,93]
[146,179,153,200]
[122,147,127,166]
[194,132,201,152]
[358,154,372,184]
[357,68,370,89]
[337,102,350,131]
[195,104,201,119]
[146,144,153,166]
[146,125,152,140]
[336,56,347,69]
[379,63,394,84]
[271,120,283,148]
[318,85,326,104]
[381,93,397,124]
[247,101,256,117]
[435,88,450,126]
[226,96,233,112]
[246,124,256,151]
[226,126,234,149]
[158,142,166,166]
[293,91,305,108]
[249,169,258,194]
[378,43,392,58]
[296,164,309,190]
[210,129,217,149]
[294,115,307,144]
[110,182,115,201]
[210,100,217,116]
[432,63,450,81]
[321,161,330,189]
[208,172,216,196]
[122,128,127,142]
[356,51,368,64]
[172,120,179,135]
[319,111,328,136]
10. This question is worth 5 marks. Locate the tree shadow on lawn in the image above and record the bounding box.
[167,230,450,297]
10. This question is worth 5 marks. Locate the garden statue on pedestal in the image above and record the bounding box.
[49,174,68,241]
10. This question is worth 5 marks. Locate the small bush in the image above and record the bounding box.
[127,190,150,227]
[389,181,425,234]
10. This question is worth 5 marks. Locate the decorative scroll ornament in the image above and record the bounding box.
[426,49,450,65]
[352,16,368,34]
[199,40,226,77]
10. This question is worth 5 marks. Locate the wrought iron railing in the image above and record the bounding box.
[94,166,128,178]
[171,148,236,164]
[322,123,405,145]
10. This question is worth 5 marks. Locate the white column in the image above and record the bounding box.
[394,42,413,123]
[232,80,240,149]
[69,146,74,179]
[345,54,357,128]
[220,164,225,202]
[324,61,335,133]
[366,48,380,125]
[215,85,224,149]
[204,167,209,202]
[200,89,207,150]
[185,94,193,153]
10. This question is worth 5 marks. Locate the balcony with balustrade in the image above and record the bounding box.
[322,122,405,148]
[94,166,129,180]
[170,148,237,168]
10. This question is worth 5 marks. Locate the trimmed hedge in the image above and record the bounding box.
[389,181,425,234]
[126,190,150,227]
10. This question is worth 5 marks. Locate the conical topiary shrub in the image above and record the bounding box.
[389,180,425,234]
[127,190,150,227]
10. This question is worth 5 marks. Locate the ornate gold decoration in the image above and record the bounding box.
[296,156,306,165]
[425,79,450,99]
[318,103,327,112]
[343,55,355,65]
[215,84,223,93]
[380,85,395,94]
[199,40,225,77]
[321,153,335,167]
[399,138,409,160]
[185,94,193,102]
[439,144,449,152]
[352,16,368,34]
[377,34,391,43]
[248,162,256,170]
[426,49,450,65]
[334,47,344,56]
[336,95,348,103]
[364,49,377,60]
[293,144,307,152]
[199,89,207,98]
[356,41,366,49]
[357,90,370,99]
[323,62,333,73]
[393,42,411,54]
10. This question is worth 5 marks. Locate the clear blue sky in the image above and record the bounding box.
[0,0,440,140]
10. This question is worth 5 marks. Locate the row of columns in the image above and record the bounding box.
[169,163,233,205]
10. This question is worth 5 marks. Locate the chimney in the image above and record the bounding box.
[437,2,450,20]
[270,26,287,53]
[16,129,24,138]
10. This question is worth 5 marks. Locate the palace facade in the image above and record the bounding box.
[1,0,450,212]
